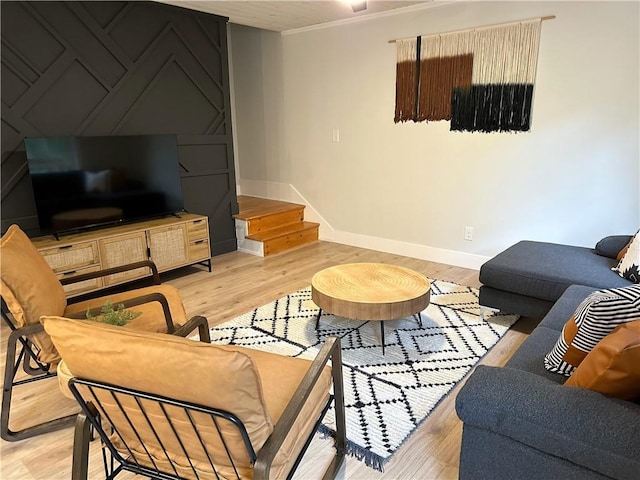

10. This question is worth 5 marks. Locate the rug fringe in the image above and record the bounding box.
[317,424,387,472]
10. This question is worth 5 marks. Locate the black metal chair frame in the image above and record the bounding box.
[70,336,346,480]
[1,260,210,442]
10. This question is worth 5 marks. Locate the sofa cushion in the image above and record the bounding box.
[614,230,639,283]
[544,285,640,376]
[505,326,569,384]
[537,285,599,332]
[565,320,640,400]
[479,241,630,304]
[505,285,598,382]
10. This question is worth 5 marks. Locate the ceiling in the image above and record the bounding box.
[159,1,434,33]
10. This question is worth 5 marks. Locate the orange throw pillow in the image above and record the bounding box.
[617,241,631,261]
[565,320,640,400]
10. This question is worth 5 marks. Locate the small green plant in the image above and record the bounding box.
[86,300,141,326]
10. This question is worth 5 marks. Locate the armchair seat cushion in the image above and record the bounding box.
[64,284,188,332]
[215,345,332,479]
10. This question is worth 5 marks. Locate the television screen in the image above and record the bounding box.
[25,134,184,235]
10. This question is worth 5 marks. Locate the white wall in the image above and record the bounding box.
[230,1,639,269]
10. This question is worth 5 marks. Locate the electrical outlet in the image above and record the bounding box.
[464,226,473,241]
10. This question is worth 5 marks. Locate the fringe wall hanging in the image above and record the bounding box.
[394,38,418,123]
[418,32,473,121]
[393,17,550,132]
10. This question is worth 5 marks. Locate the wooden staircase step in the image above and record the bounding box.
[235,196,305,220]
[246,221,318,241]
[235,195,319,256]
[247,221,319,256]
[235,196,305,236]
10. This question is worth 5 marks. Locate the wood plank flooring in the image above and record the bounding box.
[0,241,534,479]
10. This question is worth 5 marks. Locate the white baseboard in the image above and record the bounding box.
[237,179,489,270]
[329,231,489,271]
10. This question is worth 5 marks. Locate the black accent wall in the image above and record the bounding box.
[1,1,238,255]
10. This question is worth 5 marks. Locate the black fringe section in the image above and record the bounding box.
[318,424,387,472]
[451,83,534,132]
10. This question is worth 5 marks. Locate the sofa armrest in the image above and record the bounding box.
[595,235,633,259]
[456,365,640,480]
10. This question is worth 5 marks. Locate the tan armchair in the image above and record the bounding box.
[0,224,209,441]
[43,316,346,480]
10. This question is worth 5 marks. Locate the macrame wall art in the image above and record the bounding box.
[393,17,553,132]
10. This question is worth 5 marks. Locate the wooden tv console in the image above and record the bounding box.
[32,213,211,297]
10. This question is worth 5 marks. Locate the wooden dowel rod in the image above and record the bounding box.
[388,15,556,44]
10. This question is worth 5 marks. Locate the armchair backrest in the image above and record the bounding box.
[43,316,275,479]
[1,225,66,363]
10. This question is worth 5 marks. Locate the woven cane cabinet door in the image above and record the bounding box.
[98,232,150,287]
[40,241,103,296]
[147,224,188,272]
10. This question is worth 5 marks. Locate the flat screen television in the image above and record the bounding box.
[25,134,184,236]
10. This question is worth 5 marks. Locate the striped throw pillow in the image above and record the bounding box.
[544,284,640,376]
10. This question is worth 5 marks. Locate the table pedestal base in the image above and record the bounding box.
[315,308,423,354]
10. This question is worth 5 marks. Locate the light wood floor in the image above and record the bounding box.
[0,241,534,479]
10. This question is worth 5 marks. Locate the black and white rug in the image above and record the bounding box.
[208,280,518,471]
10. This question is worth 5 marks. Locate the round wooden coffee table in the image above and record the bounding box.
[311,263,431,353]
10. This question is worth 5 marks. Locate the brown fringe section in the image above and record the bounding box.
[418,54,473,121]
[394,60,417,123]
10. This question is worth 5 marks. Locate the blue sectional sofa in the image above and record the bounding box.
[456,235,639,479]
[456,285,640,479]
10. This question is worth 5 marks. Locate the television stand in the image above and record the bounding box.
[31,213,211,297]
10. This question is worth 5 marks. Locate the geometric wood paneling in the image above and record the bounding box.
[1,1,238,254]
[178,134,237,255]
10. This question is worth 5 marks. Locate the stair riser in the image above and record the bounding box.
[263,226,319,256]
[246,208,304,236]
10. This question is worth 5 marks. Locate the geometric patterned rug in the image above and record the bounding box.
[208,280,519,471]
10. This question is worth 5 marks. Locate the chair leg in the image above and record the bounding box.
[2,328,75,441]
[72,412,92,480]
[21,339,49,376]
[324,340,346,480]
